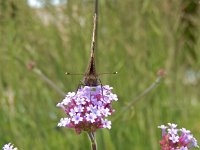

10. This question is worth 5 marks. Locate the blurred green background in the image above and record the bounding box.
[0,0,200,149]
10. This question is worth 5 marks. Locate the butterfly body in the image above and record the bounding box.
[83,49,99,86]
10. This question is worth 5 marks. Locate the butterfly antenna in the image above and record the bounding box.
[98,72,118,76]
[65,72,84,75]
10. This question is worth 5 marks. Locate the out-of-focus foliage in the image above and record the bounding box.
[0,0,200,149]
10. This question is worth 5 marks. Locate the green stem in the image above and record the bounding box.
[87,132,97,150]
[113,76,163,121]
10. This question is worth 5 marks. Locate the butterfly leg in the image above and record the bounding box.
[76,80,85,94]
[98,78,105,102]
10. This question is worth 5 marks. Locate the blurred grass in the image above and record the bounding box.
[0,0,200,149]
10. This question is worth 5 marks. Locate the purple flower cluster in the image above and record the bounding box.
[2,143,18,150]
[158,123,199,150]
[57,85,118,134]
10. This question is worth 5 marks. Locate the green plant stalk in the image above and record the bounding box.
[87,132,97,150]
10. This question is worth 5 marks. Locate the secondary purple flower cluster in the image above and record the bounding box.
[2,143,18,150]
[158,123,199,150]
[57,85,118,134]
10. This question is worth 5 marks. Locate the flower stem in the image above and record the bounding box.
[87,132,97,150]
[113,75,163,121]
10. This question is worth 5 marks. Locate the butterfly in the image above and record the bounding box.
[66,1,116,87]
[83,46,99,86]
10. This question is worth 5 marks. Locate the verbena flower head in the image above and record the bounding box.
[2,143,18,150]
[158,123,199,150]
[57,85,118,134]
